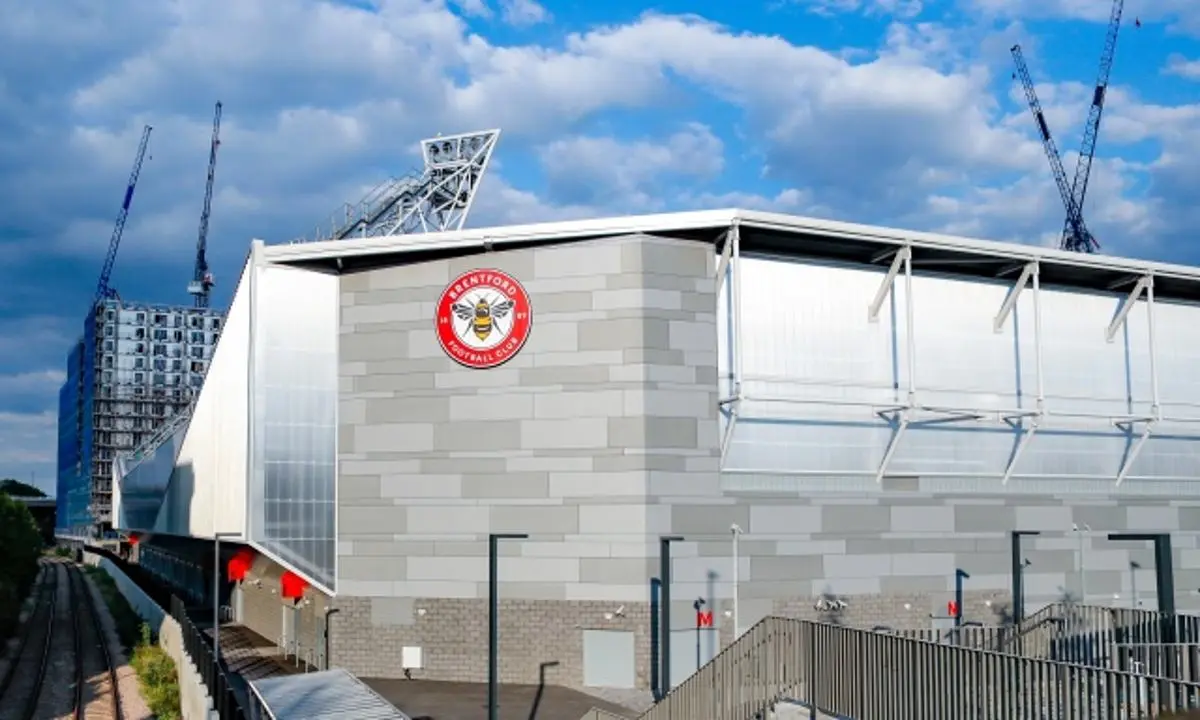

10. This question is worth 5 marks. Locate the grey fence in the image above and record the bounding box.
[637,615,1200,720]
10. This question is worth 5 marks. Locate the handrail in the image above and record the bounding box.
[637,614,1200,719]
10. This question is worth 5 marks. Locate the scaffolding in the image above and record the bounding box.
[57,298,226,535]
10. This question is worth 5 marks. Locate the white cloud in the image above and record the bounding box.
[538,124,725,210]
[790,0,924,19]
[1164,54,1200,80]
[499,0,550,26]
[0,410,57,491]
[962,0,1200,32]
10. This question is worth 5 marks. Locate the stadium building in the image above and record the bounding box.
[113,209,1200,693]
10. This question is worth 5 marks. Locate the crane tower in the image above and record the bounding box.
[189,102,222,307]
[1012,0,1124,253]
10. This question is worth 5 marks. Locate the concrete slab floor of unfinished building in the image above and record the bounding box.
[365,679,636,720]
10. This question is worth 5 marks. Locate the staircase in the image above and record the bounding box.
[583,603,1200,720]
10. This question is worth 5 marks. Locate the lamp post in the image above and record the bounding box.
[324,607,340,670]
[730,524,743,641]
[1073,523,1091,603]
[1010,530,1041,624]
[1130,560,1141,609]
[212,532,240,671]
[659,535,683,695]
[488,532,527,720]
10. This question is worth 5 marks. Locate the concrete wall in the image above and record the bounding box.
[334,234,717,688]
[83,552,216,720]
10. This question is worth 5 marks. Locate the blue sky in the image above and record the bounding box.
[1,0,1198,493]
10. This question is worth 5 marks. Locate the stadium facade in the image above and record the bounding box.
[113,209,1200,692]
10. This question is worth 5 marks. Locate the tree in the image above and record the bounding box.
[0,493,43,640]
[0,478,46,498]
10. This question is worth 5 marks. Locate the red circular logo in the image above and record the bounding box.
[435,269,533,369]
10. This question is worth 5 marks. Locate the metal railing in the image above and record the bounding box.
[637,615,1200,720]
[170,595,248,720]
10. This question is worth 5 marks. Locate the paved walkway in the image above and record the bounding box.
[202,623,313,682]
[365,678,636,720]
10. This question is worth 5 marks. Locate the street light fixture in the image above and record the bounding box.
[212,532,240,672]
[1073,523,1091,603]
[1010,531,1041,624]
[488,532,528,720]
[659,535,683,695]
[730,524,743,640]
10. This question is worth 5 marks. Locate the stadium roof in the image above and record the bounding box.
[260,208,1200,303]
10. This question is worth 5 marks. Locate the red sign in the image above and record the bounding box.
[435,269,532,369]
[280,570,309,600]
[947,601,959,617]
[697,611,714,628]
[227,548,255,582]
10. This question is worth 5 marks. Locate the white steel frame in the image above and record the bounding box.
[716,238,1185,487]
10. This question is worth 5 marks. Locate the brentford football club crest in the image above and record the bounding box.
[435,269,533,369]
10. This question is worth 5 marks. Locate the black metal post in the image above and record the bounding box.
[324,607,340,670]
[650,577,661,701]
[1109,532,1179,683]
[1010,531,1040,623]
[1108,533,1177,615]
[693,597,706,669]
[488,532,527,720]
[954,569,969,627]
[659,535,683,695]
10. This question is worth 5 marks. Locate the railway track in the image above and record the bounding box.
[0,558,122,720]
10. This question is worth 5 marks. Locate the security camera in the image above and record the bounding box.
[614,605,626,618]
[730,523,742,533]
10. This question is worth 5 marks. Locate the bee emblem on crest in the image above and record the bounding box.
[452,296,514,342]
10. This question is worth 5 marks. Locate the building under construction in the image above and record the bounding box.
[56,298,225,537]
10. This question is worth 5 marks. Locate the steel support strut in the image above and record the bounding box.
[994,262,1035,333]
[871,245,916,483]
[999,262,1045,485]
[1105,274,1150,342]
[718,223,744,466]
[1108,273,1158,485]
[868,247,910,323]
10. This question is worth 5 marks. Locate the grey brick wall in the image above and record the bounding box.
[329,596,654,688]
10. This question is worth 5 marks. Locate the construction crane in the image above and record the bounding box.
[1011,0,1124,253]
[188,102,222,308]
[1061,0,1125,253]
[94,125,153,308]
[1010,45,1093,252]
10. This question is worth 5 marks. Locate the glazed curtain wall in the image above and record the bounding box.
[719,254,1200,495]
[248,263,338,592]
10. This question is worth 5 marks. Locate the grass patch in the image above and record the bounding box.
[54,546,73,558]
[132,624,182,720]
[84,566,182,720]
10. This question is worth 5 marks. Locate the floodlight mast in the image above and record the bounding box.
[304,129,501,242]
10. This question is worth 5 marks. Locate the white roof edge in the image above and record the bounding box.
[259,207,1200,282]
[260,208,740,262]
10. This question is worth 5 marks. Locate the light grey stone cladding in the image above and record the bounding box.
[334,234,717,688]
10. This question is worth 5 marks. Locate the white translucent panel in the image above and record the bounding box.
[718,253,1200,495]
[250,264,339,591]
